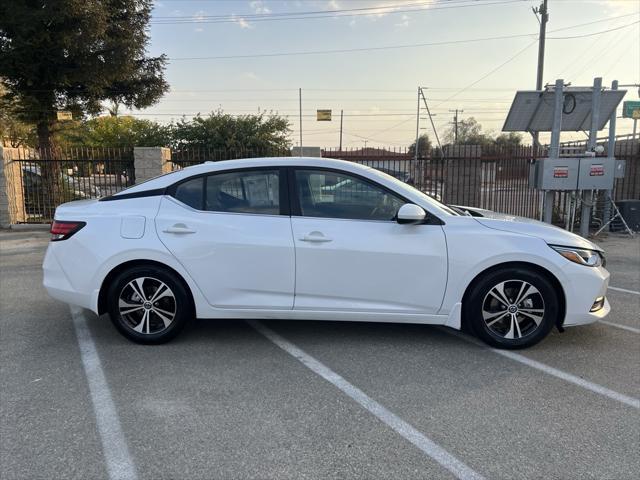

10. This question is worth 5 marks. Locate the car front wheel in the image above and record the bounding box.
[107,265,192,344]
[465,267,559,349]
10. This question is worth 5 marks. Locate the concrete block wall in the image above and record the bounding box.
[0,148,8,228]
[0,147,27,227]
[133,147,173,183]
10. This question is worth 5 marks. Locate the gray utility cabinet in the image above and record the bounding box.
[530,157,625,190]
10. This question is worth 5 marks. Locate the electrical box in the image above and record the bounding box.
[530,157,617,190]
[577,157,615,190]
[530,158,579,190]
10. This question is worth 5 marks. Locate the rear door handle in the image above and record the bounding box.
[300,231,332,243]
[163,224,196,234]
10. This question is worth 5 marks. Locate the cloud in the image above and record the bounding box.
[250,1,271,14]
[243,72,259,80]
[193,10,206,22]
[359,0,432,19]
[231,14,254,29]
[394,14,410,28]
[327,1,340,10]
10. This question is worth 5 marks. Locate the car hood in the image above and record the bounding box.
[474,214,603,251]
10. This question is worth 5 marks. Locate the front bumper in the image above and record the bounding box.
[561,263,610,327]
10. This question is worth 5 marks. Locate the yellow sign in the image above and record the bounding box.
[317,109,332,121]
[633,109,640,120]
[57,111,73,121]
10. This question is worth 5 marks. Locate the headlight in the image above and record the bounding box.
[550,245,604,267]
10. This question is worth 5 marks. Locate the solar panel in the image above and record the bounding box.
[502,89,626,132]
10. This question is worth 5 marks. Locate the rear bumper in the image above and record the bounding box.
[42,245,96,312]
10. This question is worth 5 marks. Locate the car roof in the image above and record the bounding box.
[111,156,456,218]
[117,157,375,194]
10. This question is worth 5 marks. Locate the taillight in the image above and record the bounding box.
[50,220,86,241]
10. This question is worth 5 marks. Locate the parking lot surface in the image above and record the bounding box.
[1,230,639,479]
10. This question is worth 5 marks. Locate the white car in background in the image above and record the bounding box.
[43,157,610,349]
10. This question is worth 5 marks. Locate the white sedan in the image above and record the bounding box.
[43,157,610,349]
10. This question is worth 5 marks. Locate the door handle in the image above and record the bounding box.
[163,224,196,234]
[300,231,332,243]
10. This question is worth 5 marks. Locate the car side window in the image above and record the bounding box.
[174,177,204,209]
[174,170,280,215]
[295,169,404,221]
[205,170,280,215]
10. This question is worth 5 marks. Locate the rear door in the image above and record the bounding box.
[156,167,295,309]
[290,168,448,314]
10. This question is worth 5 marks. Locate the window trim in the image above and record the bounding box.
[167,166,290,216]
[289,166,443,225]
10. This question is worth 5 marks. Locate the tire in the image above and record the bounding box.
[107,265,192,344]
[464,267,559,349]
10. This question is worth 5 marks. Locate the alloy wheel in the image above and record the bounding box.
[118,277,177,335]
[481,279,545,340]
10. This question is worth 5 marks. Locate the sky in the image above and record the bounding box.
[128,0,640,148]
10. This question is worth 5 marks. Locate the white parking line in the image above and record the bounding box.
[70,307,138,480]
[608,286,640,295]
[249,320,485,480]
[598,320,640,334]
[443,328,640,410]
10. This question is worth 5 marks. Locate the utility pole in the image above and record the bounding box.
[298,88,303,155]
[532,0,548,149]
[533,1,552,223]
[449,109,463,144]
[534,1,548,94]
[414,87,421,161]
[339,109,343,151]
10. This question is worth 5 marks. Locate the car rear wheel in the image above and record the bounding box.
[107,265,192,344]
[465,267,559,349]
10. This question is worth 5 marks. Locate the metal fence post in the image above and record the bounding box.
[603,80,618,227]
[580,77,603,237]
[544,79,564,224]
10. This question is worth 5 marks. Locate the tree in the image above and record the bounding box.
[59,116,170,147]
[0,0,168,150]
[443,117,492,146]
[408,134,432,158]
[0,83,35,147]
[494,132,523,148]
[170,111,291,152]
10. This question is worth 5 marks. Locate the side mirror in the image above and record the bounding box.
[397,203,426,224]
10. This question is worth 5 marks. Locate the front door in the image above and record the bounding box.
[156,168,295,309]
[290,168,447,314]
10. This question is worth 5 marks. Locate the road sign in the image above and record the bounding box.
[622,101,640,119]
[316,109,332,121]
[57,111,73,121]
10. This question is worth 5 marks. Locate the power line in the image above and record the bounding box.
[432,39,538,108]
[168,22,638,60]
[151,0,527,25]
[153,0,481,19]
[547,21,639,40]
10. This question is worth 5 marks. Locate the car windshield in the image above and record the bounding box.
[367,167,460,216]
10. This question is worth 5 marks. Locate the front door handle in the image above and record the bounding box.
[163,223,196,234]
[300,231,332,243]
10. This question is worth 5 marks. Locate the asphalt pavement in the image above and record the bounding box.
[1,229,638,480]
